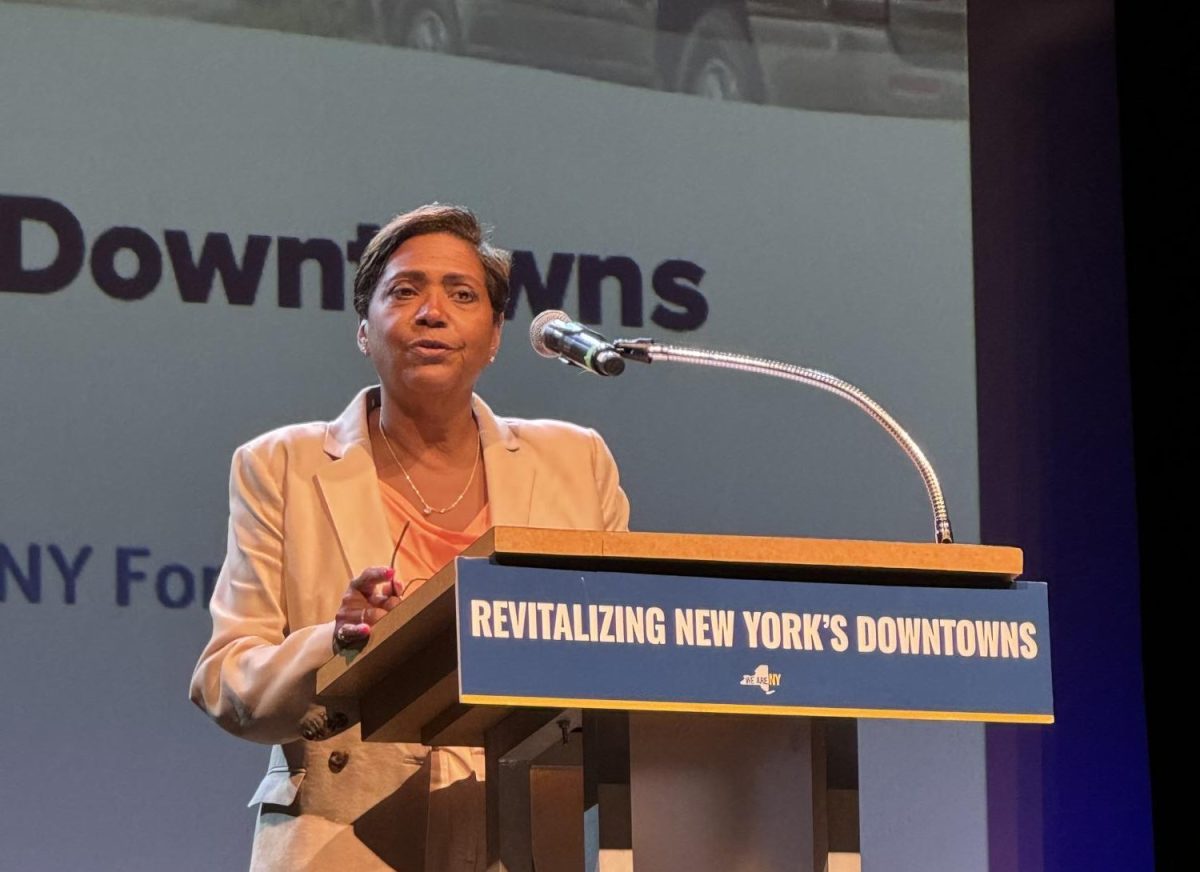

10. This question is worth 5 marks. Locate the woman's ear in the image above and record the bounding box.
[357,320,370,356]
[488,320,502,363]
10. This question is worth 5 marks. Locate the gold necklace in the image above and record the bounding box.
[377,414,481,516]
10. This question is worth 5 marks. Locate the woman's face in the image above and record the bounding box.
[358,232,501,400]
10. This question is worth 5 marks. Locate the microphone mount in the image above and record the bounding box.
[613,338,955,544]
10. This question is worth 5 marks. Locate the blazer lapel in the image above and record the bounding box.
[315,387,395,576]
[475,395,533,527]
[315,389,531,572]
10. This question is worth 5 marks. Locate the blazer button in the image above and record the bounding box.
[328,750,350,773]
[300,725,318,741]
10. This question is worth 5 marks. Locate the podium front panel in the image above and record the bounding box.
[454,558,1053,723]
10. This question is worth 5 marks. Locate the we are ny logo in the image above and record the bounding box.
[739,664,782,695]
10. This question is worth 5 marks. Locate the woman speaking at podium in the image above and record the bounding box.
[190,205,630,871]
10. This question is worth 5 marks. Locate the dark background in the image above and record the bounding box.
[971,0,1169,866]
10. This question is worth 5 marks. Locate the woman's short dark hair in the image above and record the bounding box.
[352,204,511,323]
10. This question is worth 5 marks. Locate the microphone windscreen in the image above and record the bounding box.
[529,309,570,358]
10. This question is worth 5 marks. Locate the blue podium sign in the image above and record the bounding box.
[454,558,1053,723]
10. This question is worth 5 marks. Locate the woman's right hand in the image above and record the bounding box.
[333,566,404,650]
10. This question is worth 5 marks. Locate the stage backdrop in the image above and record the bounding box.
[1,2,977,869]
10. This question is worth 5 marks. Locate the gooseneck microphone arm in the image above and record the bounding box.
[614,338,955,544]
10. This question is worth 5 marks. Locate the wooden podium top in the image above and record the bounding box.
[463,527,1022,578]
[317,529,1022,703]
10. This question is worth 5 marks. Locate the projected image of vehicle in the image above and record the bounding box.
[374,0,968,118]
[12,0,967,118]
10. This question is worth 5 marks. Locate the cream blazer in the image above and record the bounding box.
[190,387,630,871]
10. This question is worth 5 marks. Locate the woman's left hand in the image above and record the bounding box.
[333,566,404,650]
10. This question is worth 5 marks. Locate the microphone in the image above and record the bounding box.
[529,310,626,376]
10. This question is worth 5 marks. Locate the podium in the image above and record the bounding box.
[316,528,1049,871]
